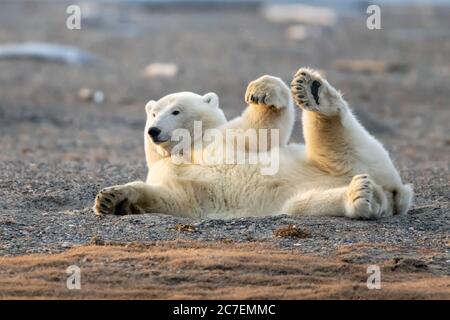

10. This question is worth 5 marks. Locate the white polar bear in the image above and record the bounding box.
[143,91,227,169]
[143,75,294,170]
[94,68,413,219]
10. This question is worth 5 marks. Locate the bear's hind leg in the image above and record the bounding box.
[290,67,413,216]
[282,174,392,219]
[345,174,392,219]
[291,67,347,116]
[291,68,361,175]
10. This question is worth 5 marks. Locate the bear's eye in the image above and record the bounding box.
[152,113,156,118]
[172,110,180,116]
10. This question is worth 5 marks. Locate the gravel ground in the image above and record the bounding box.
[0,1,449,291]
[0,161,448,275]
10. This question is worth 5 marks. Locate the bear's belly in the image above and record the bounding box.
[191,164,297,218]
[148,146,330,218]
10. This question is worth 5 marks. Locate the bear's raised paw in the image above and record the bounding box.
[245,75,291,110]
[291,68,344,116]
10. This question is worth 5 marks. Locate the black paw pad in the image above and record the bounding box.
[310,80,321,105]
[114,199,128,215]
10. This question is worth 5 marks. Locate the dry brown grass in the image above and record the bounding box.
[273,225,310,238]
[0,241,448,300]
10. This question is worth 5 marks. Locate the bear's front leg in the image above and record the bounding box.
[240,75,295,146]
[94,183,146,215]
[290,68,356,175]
[94,181,197,217]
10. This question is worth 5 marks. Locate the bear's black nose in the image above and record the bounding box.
[148,127,161,139]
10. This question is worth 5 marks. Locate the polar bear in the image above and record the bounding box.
[144,75,294,170]
[143,91,227,169]
[94,68,413,219]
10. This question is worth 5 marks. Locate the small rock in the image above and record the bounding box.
[170,224,196,233]
[0,218,16,225]
[61,242,71,248]
[89,235,105,246]
[92,90,105,104]
[143,63,178,78]
[392,258,428,272]
[286,25,323,41]
[78,88,105,104]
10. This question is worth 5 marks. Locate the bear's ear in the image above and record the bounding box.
[145,100,156,113]
[202,92,219,108]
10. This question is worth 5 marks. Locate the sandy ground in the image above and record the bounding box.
[0,1,449,299]
[1,241,449,299]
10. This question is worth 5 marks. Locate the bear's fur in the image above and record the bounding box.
[94,68,413,219]
[144,75,294,170]
[143,91,227,170]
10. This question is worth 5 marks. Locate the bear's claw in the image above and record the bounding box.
[94,187,145,215]
[290,68,325,111]
[345,174,388,220]
[291,67,345,117]
[94,187,140,215]
[245,75,290,110]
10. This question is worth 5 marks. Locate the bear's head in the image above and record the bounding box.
[144,91,227,157]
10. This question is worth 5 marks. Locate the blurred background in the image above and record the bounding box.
[0,0,449,215]
[0,0,448,165]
